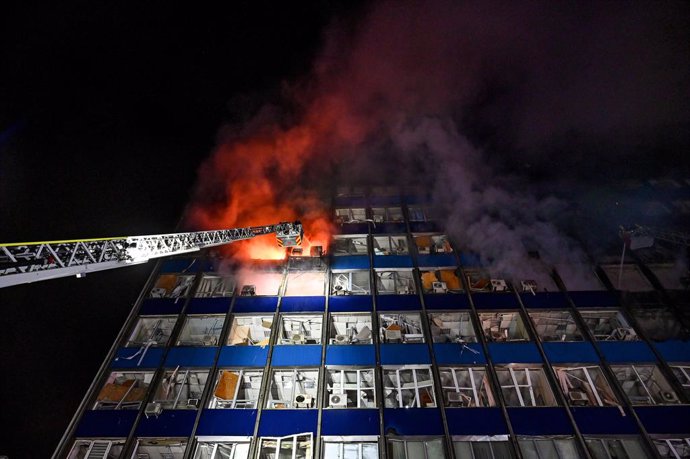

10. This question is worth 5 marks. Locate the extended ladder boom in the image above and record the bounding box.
[0,221,303,288]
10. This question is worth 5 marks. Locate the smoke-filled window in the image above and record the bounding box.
[600,264,654,292]
[335,207,367,224]
[407,206,430,222]
[227,315,273,346]
[464,269,511,293]
[376,269,416,295]
[478,312,530,342]
[195,273,235,298]
[630,306,683,341]
[284,271,326,296]
[428,312,476,343]
[279,314,323,345]
[647,263,690,290]
[420,268,462,293]
[208,369,263,409]
[372,207,404,223]
[331,270,371,295]
[329,312,373,344]
[235,269,283,296]
[495,366,557,407]
[528,311,583,341]
[554,263,605,291]
[373,235,408,255]
[414,234,453,255]
[553,366,619,407]
[176,315,225,346]
[578,309,638,341]
[332,235,369,255]
[379,312,425,344]
[150,273,195,298]
[611,364,681,405]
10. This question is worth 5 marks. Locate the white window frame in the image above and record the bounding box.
[387,437,445,458]
[429,312,477,343]
[195,273,235,298]
[329,312,373,345]
[331,270,371,295]
[379,312,425,344]
[652,436,690,458]
[94,371,154,410]
[193,436,251,459]
[382,366,437,408]
[257,433,313,459]
[177,315,225,346]
[325,368,377,408]
[227,315,273,346]
[553,366,618,407]
[209,369,263,409]
[266,369,319,409]
[578,309,638,341]
[153,368,209,410]
[321,436,379,459]
[439,367,495,407]
[279,314,323,345]
[67,439,125,459]
[376,269,416,295]
[611,364,681,405]
[495,367,556,407]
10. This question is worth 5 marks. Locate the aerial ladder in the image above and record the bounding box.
[0,221,303,288]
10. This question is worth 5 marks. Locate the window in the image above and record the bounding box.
[257,433,312,459]
[236,270,283,296]
[227,315,273,346]
[414,234,452,255]
[331,271,371,295]
[601,264,653,292]
[67,439,125,458]
[453,436,514,458]
[177,315,225,346]
[150,273,195,298]
[630,307,682,341]
[579,310,638,341]
[94,371,153,410]
[372,207,404,223]
[652,436,690,458]
[131,439,188,459]
[329,313,373,345]
[284,271,326,296]
[585,437,647,459]
[407,206,430,222]
[382,366,436,408]
[322,437,379,459]
[611,365,681,405]
[439,367,495,407]
[332,235,369,256]
[379,313,425,344]
[209,369,263,409]
[126,316,177,347]
[465,269,494,292]
[193,439,250,459]
[518,437,579,459]
[429,312,476,343]
[195,273,235,298]
[387,437,445,458]
[279,314,323,344]
[671,365,690,398]
[266,369,319,409]
[553,366,618,407]
[420,268,462,293]
[495,367,557,406]
[325,368,376,408]
[335,208,367,224]
[151,369,209,410]
[372,235,409,255]
[376,270,416,294]
[478,312,530,342]
[529,311,583,341]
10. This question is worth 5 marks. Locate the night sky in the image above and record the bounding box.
[1,2,689,457]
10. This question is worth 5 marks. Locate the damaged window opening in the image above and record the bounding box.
[236,269,283,296]
[376,269,416,295]
[195,273,235,298]
[420,268,462,294]
[553,366,619,407]
[630,307,683,341]
[227,315,273,346]
[332,235,369,256]
[329,312,373,345]
[279,314,323,345]
[150,273,195,299]
[387,437,445,458]
[414,234,453,255]
[518,436,579,459]
[325,368,377,408]
[372,207,404,223]
[373,235,409,255]
[266,369,319,409]
[126,316,178,347]
[151,369,209,410]
[529,311,583,342]
[452,435,514,459]
[439,367,495,407]
[67,439,125,459]
[670,365,690,398]
[495,366,557,407]
[284,271,326,296]
[331,270,371,295]
[584,437,647,459]
[193,439,251,459]
[383,366,437,408]
[600,264,654,292]
[209,369,263,409]
[257,433,313,459]
[465,269,511,293]
[652,436,690,458]
[177,315,225,346]
[322,437,379,459]
[478,312,530,342]
[429,312,477,343]
[379,312,425,344]
[335,208,367,224]
[407,206,431,222]
[94,371,154,410]
[132,439,188,459]
[578,310,638,341]
[611,364,681,405]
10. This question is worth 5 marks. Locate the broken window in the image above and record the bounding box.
[578,310,638,341]
[647,263,689,291]
[331,270,371,295]
[553,366,618,407]
[439,367,495,407]
[611,365,681,405]
[266,369,319,409]
[428,312,477,343]
[372,207,404,223]
[379,313,425,344]
[465,269,496,293]
[652,436,690,458]
[335,208,367,224]
[126,316,177,347]
[383,366,437,408]
[284,271,326,296]
[495,366,557,407]
[420,268,462,293]
[150,273,195,298]
[177,315,225,346]
[414,234,453,255]
[528,311,583,342]
[67,439,125,459]
[151,369,209,410]
[376,269,416,295]
[208,369,263,409]
[630,307,682,341]
[279,314,323,345]
[329,312,373,345]
[585,437,647,459]
[518,437,579,459]
[332,235,369,256]
[601,264,654,292]
[671,365,690,398]
[325,368,377,408]
[554,263,606,291]
[372,235,409,255]
[132,439,188,459]
[453,436,514,459]
[322,437,379,459]
[387,437,445,458]
[257,433,312,459]
[478,312,530,342]
[193,440,250,459]
[236,270,283,296]
[227,315,273,346]
[195,273,235,298]
[407,206,430,222]
[94,371,154,410]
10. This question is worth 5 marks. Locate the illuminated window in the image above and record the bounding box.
[195,273,235,298]
[495,366,557,407]
[382,366,436,408]
[150,273,195,298]
[585,437,647,459]
[151,369,209,410]
[379,312,425,344]
[177,315,225,346]
[235,270,283,296]
[414,234,452,255]
[322,437,379,459]
[611,365,681,405]
[332,235,369,256]
[439,367,495,407]
[279,314,323,345]
[578,310,638,341]
[257,433,312,458]
[331,270,371,295]
[373,235,409,255]
[372,207,404,223]
[329,312,373,345]
[325,368,376,408]
[67,439,125,459]
[376,269,416,295]
[478,312,530,342]
[453,436,514,458]
[266,369,319,409]
[518,437,579,459]
[193,439,250,459]
[284,271,326,296]
[420,268,462,293]
[131,439,187,459]
[429,312,476,343]
[126,316,177,347]
[387,437,445,458]
[208,369,263,409]
[227,315,273,346]
[553,366,618,407]
[528,311,583,341]
[94,371,154,410]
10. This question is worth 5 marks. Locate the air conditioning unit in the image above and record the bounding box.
[447,392,465,403]
[334,334,349,345]
[432,281,448,293]
[329,393,348,407]
[290,333,306,344]
[660,391,679,403]
[521,280,538,294]
[150,287,167,298]
[491,279,508,292]
[144,402,162,418]
[240,285,256,296]
[294,393,313,408]
[385,328,402,341]
[568,391,589,405]
[186,398,199,408]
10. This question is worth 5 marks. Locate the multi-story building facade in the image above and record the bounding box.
[56,187,690,458]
